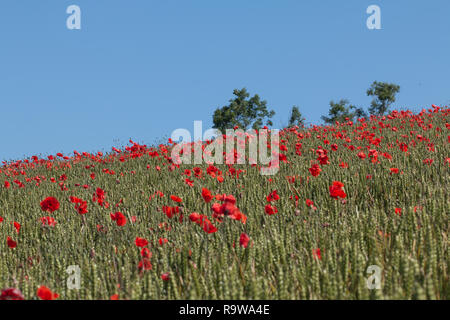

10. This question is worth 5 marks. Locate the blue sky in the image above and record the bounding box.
[1,0,449,161]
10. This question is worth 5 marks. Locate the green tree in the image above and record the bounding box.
[212,88,275,133]
[354,107,368,119]
[288,105,304,127]
[321,99,356,124]
[367,81,400,116]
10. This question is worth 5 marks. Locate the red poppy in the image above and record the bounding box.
[4,181,10,189]
[138,258,152,271]
[189,212,217,233]
[215,194,236,204]
[170,195,183,203]
[40,197,60,213]
[329,181,347,199]
[239,233,250,248]
[70,196,88,215]
[110,294,119,300]
[202,219,218,234]
[162,206,179,219]
[265,204,278,215]
[0,288,24,300]
[93,188,106,207]
[161,273,170,281]
[266,190,280,202]
[110,212,127,226]
[7,236,17,248]
[189,212,201,222]
[390,168,399,174]
[201,188,213,203]
[13,221,21,234]
[135,237,148,247]
[395,208,402,216]
[211,199,246,224]
[313,248,322,260]
[159,238,168,245]
[37,286,59,300]
[309,164,321,177]
[40,217,57,227]
[141,248,151,258]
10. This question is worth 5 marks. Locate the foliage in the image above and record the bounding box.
[288,106,304,127]
[367,81,401,116]
[212,88,275,133]
[321,99,356,124]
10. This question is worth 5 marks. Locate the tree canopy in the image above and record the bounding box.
[288,105,304,127]
[367,81,400,116]
[321,99,357,124]
[212,88,275,133]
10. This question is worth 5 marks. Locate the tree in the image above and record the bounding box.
[354,107,368,119]
[288,105,304,127]
[212,88,275,133]
[321,99,356,124]
[367,81,400,116]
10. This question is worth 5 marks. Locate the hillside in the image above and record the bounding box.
[0,106,449,300]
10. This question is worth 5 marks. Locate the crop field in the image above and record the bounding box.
[0,106,448,300]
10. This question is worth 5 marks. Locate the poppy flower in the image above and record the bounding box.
[309,164,321,177]
[138,258,152,271]
[265,204,278,215]
[13,221,21,234]
[162,206,179,219]
[70,196,88,215]
[266,190,280,202]
[40,197,60,213]
[110,212,127,226]
[161,273,170,281]
[339,161,348,168]
[110,294,119,300]
[7,236,17,248]
[189,212,201,223]
[201,188,213,203]
[239,233,250,248]
[215,194,236,204]
[0,288,24,300]
[313,248,322,260]
[140,248,151,258]
[202,219,218,234]
[135,237,148,247]
[170,195,182,203]
[395,208,402,216]
[390,168,399,174]
[40,217,57,227]
[93,188,106,206]
[211,200,246,224]
[185,178,194,187]
[306,199,317,210]
[37,286,59,300]
[329,181,347,199]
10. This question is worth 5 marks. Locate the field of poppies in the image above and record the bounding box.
[0,105,449,300]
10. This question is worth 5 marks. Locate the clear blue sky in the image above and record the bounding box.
[1,0,449,161]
